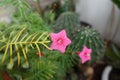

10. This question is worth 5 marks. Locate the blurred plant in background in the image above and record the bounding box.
[112,0,120,8]
[106,43,120,69]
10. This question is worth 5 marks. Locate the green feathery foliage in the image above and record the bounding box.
[46,50,78,71]
[24,59,57,80]
[0,25,51,68]
[25,13,51,33]
[0,0,96,80]
[0,0,31,19]
[43,49,79,80]
[0,22,9,31]
[72,27,105,64]
[44,10,55,25]
[13,12,52,33]
[22,50,66,80]
[54,12,80,38]
[57,52,77,71]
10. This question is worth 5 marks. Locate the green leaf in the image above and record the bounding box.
[0,27,51,67]
[111,44,120,58]
[106,44,120,61]
[24,60,57,80]
[0,0,31,19]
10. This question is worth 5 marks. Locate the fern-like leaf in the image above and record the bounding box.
[0,27,51,67]
[24,60,57,80]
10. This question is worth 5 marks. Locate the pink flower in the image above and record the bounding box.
[78,46,92,64]
[50,29,71,53]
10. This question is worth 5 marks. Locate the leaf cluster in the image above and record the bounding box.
[24,59,57,80]
[0,24,51,69]
[0,0,80,80]
[106,43,120,69]
[0,0,31,19]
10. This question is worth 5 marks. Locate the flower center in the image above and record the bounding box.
[57,39,63,44]
[84,52,89,57]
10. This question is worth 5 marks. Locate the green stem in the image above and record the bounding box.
[37,0,43,17]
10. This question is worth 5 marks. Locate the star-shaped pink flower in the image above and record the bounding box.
[78,46,92,64]
[50,29,71,53]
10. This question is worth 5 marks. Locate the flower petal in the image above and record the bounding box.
[50,33,58,41]
[50,42,66,53]
[78,46,92,64]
